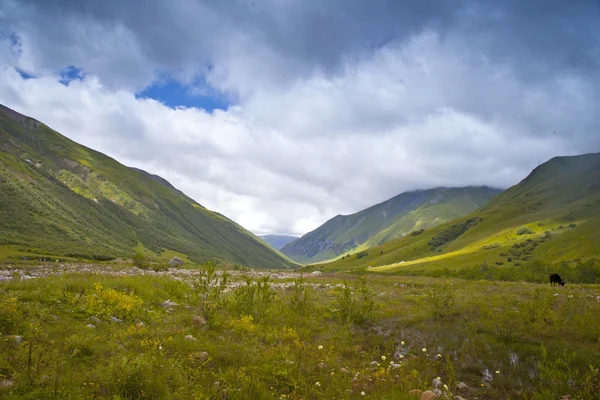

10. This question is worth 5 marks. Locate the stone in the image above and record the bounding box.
[162,299,178,308]
[456,382,469,390]
[89,316,101,323]
[192,315,207,326]
[309,271,322,276]
[185,335,197,341]
[136,322,145,328]
[13,335,23,344]
[454,396,467,400]
[86,324,96,329]
[340,367,349,374]
[168,257,184,268]
[432,378,442,389]
[0,379,14,388]
[195,351,209,362]
[421,390,439,400]
[110,316,123,323]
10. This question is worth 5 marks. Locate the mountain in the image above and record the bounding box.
[281,186,501,264]
[317,153,600,273]
[0,104,296,269]
[259,235,299,250]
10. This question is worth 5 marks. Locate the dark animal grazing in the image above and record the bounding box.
[549,273,565,286]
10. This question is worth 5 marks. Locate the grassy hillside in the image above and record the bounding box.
[0,104,295,269]
[315,153,600,274]
[282,187,501,264]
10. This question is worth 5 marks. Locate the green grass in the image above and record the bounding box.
[0,105,295,269]
[1,266,599,399]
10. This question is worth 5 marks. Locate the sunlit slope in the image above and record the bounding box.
[0,104,296,268]
[282,186,500,264]
[316,153,600,272]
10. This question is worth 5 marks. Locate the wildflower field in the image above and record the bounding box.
[1,263,599,399]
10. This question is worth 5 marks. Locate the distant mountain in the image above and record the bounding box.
[281,186,501,264]
[259,235,299,250]
[320,153,600,273]
[0,104,296,269]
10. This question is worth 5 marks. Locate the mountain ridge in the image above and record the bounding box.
[282,186,502,264]
[317,152,600,272]
[0,104,296,269]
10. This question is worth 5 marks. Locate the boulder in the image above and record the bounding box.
[194,351,209,362]
[161,299,178,308]
[421,390,439,400]
[110,316,123,323]
[185,335,197,341]
[168,257,184,268]
[192,315,207,326]
[86,324,96,329]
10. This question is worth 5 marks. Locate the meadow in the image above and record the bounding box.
[1,263,600,399]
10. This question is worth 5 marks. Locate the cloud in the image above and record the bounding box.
[0,0,599,235]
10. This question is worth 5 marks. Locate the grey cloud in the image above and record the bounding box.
[0,1,599,235]
[3,0,599,94]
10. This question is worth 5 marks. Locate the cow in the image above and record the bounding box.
[549,273,565,286]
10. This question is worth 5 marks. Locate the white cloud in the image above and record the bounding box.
[0,1,599,235]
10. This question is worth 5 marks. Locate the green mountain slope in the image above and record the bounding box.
[317,153,600,273]
[281,186,501,264]
[0,104,296,269]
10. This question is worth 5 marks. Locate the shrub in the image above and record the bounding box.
[425,283,456,319]
[289,275,312,316]
[355,251,369,259]
[193,261,229,323]
[517,227,534,235]
[85,283,143,319]
[231,276,275,320]
[133,250,145,268]
[428,217,482,249]
[333,278,374,325]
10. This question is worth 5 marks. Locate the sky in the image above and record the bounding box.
[0,0,599,236]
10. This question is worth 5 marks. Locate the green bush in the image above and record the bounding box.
[425,283,457,319]
[516,227,534,235]
[133,250,145,268]
[333,278,374,325]
[428,217,482,249]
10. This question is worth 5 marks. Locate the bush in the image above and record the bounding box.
[133,250,145,268]
[193,261,229,323]
[428,217,482,248]
[355,251,369,259]
[289,275,312,316]
[425,283,456,319]
[517,227,534,235]
[333,278,374,325]
[231,276,275,320]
